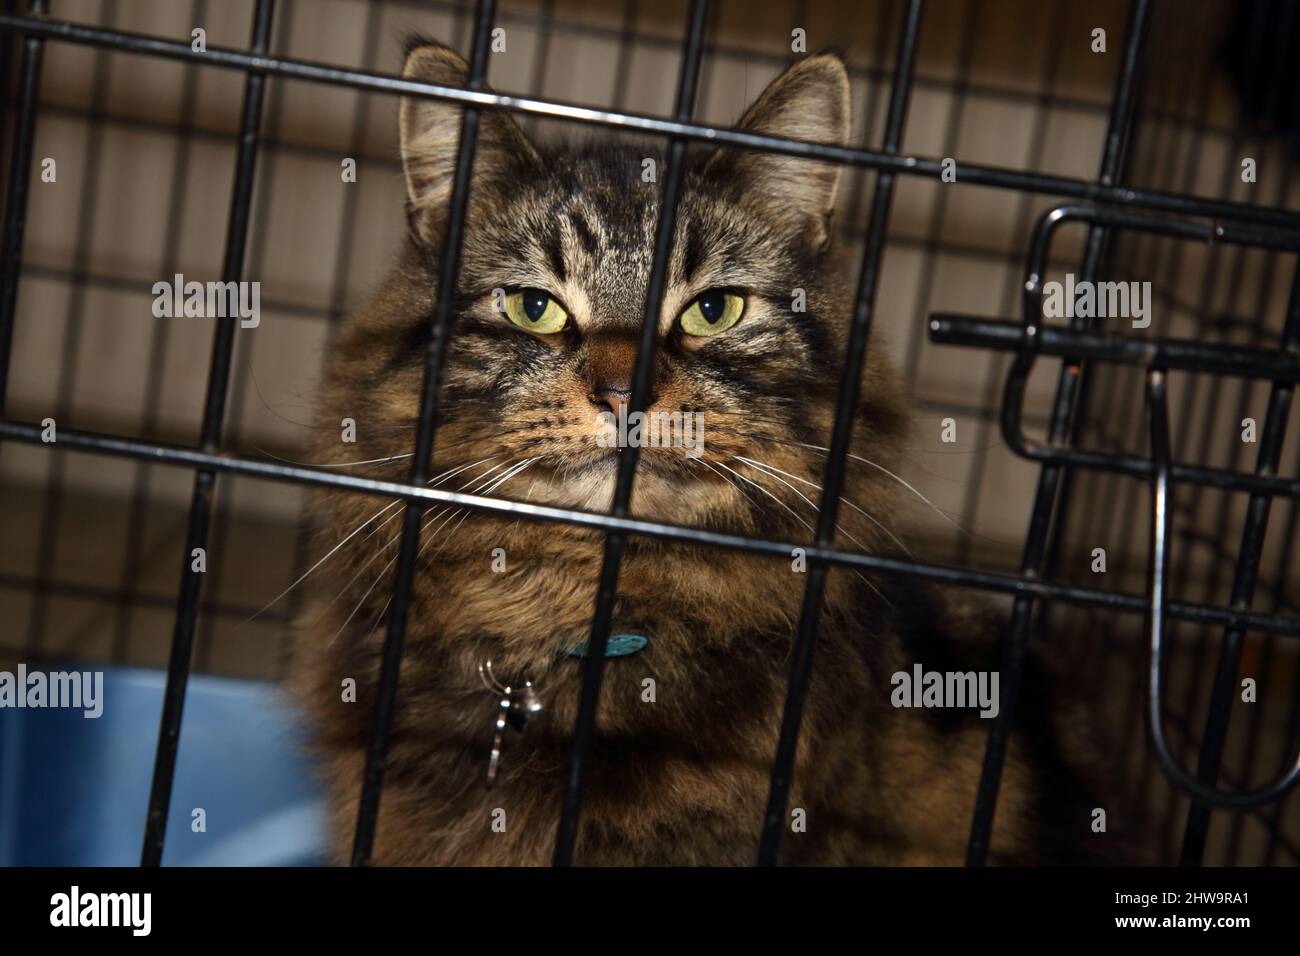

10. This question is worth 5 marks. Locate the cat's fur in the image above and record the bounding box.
[293,40,1112,865]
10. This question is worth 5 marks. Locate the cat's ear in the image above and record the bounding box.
[399,39,540,248]
[708,53,850,250]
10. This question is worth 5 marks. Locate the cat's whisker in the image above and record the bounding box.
[691,456,775,525]
[249,445,416,469]
[359,457,545,643]
[425,457,542,560]
[324,458,520,645]
[511,473,544,536]
[717,427,970,537]
[711,459,814,535]
[415,458,535,558]
[733,455,916,560]
[716,457,892,611]
[246,455,506,628]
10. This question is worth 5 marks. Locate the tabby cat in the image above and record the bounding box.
[294,39,1111,865]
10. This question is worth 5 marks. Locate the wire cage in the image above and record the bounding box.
[0,0,1297,867]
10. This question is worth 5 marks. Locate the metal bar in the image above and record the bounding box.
[374,0,1285,140]
[195,0,296,674]
[140,0,275,868]
[1115,51,1257,842]
[1051,0,1208,693]
[9,416,1299,639]
[1,12,1298,229]
[551,0,709,868]
[1145,369,1300,809]
[1231,436,1300,860]
[964,0,1152,867]
[1166,167,1289,858]
[929,316,1300,382]
[757,0,923,867]
[11,225,1114,333]
[350,0,496,867]
[1179,258,1300,861]
[0,0,45,412]
[934,207,1300,498]
[4,2,1205,123]
[0,0,1294,866]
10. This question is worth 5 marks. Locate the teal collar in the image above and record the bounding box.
[565,633,648,658]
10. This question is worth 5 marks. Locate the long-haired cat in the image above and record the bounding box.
[293,39,1115,866]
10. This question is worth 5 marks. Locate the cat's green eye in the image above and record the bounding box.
[679,290,744,337]
[504,288,568,334]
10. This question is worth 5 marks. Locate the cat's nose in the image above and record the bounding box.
[589,385,632,417]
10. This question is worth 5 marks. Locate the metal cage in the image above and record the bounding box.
[1,0,1298,867]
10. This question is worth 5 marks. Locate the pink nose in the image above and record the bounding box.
[589,385,631,417]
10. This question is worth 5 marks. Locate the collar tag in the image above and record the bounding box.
[565,633,648,658]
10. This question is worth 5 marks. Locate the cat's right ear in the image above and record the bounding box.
[399,40,540,249]
[706,53,851,251]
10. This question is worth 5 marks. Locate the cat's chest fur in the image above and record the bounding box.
[302,521,898,865]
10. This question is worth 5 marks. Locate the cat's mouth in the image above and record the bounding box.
[479,442,715,522]
[577,445,685,472]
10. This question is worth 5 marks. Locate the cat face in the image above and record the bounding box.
[324,43,904,542]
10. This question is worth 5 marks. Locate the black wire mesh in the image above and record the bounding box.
[1,0,1297,868]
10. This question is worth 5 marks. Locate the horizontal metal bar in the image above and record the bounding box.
[4,416,1299,637]
[929,315,1300,382]
[930,314,1300,498]
[930,202,1300,501]
[0,12,1297,229]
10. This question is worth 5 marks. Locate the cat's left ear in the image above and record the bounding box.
[707,53,850,250]
[399,39,541,248]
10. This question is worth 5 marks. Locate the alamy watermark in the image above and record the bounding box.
[1042,273,1151,329]
[595,407,705,459]
[151,273,261,328]
[890,664,1000,718]
[50,886,150,936]
[0,663,103,718]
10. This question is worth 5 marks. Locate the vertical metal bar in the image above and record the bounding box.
[1071,1,1211,683]
[1181,4,1299,863]
[1106,32,1250,848]
[1265,639,1300,864]
[965,0,1151,867]
[756,0,923,868]
[349,0,496,867]
[0,0,46,412]
[195,0,295,673]
[1179,260,1300,864]
[551,0,709,868]
[1161,183,1289,865]
[1254,439,1300,863]
[1169,223,1281,858]
[140,0,276,867]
